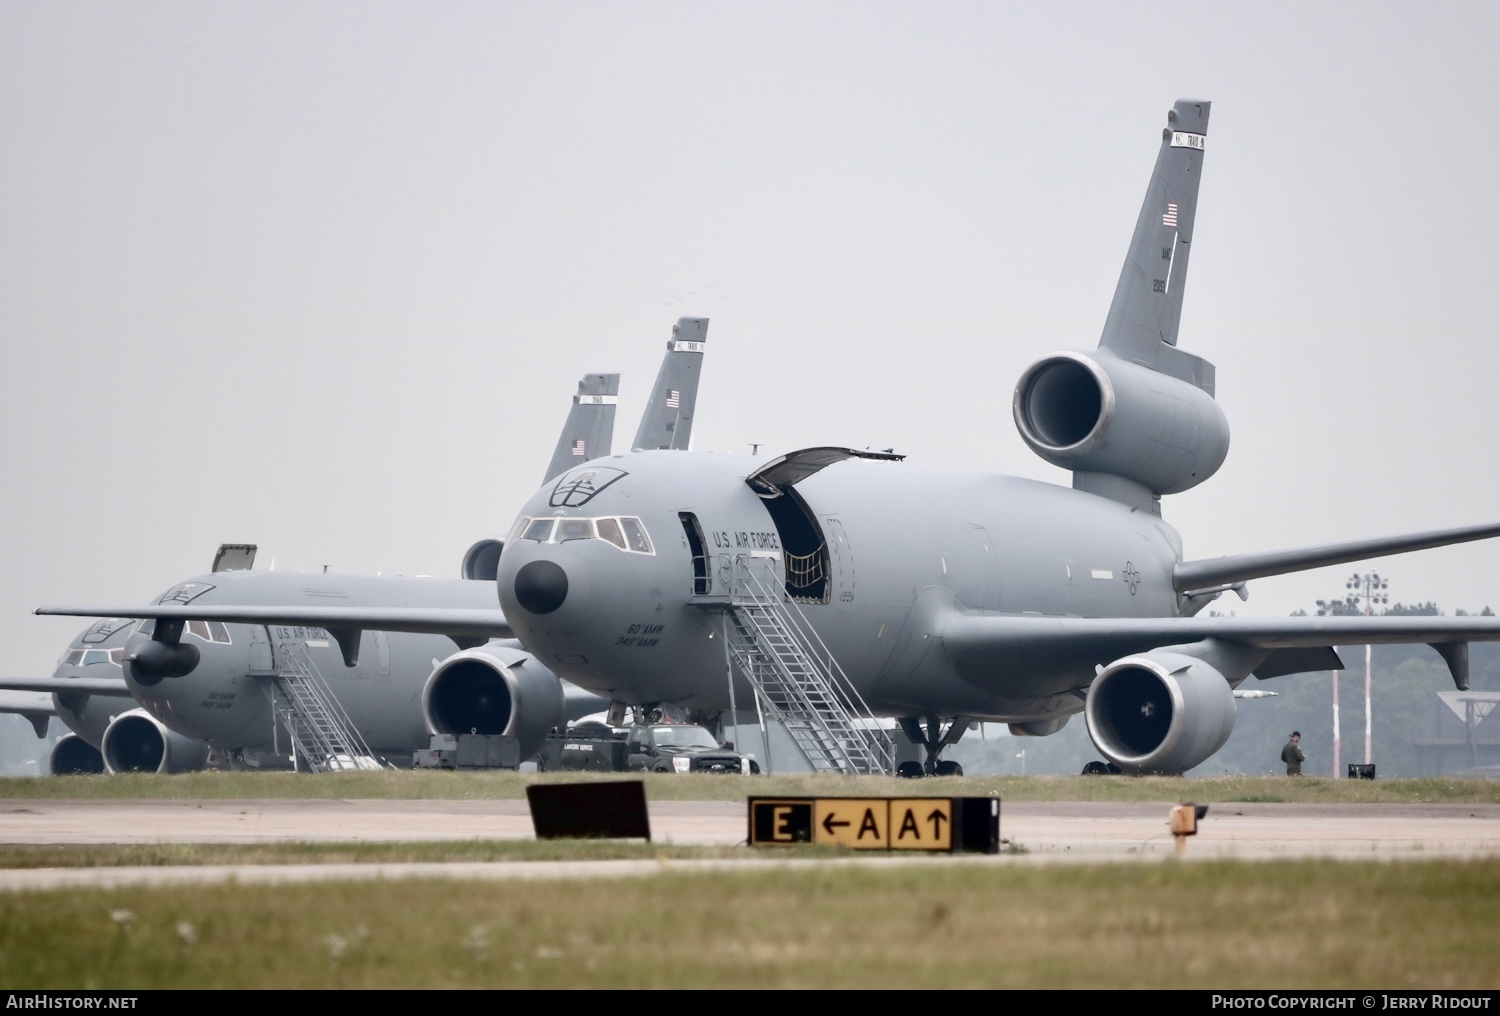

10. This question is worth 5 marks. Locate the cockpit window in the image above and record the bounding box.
[557,518,596,542]
[522,518,555,542]
[596,517,626,550]
[81,649,113,666]
[508,515,654,555]
[185,620,233,644]
[62,649,84,666]
[620,518,653,554]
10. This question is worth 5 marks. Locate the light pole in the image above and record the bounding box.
[1316,591,1359,778]
[1347,571,1389,766]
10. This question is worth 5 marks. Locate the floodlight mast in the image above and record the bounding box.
[1348,572,1390,766]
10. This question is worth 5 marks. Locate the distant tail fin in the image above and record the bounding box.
[1098,98,1215,394]
[542,372,620,483]
[632,317,707,451]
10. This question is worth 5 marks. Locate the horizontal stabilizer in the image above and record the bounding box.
[1174,520,1500,593]
[36,605,512,641]
[0,676,133,696]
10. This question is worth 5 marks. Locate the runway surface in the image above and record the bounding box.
[2,799,1497,890]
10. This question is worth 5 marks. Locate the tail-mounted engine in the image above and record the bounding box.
[100,708,212,774]
[421,643,564,761]
[1083,651,1237,774]
[461,539,504,582]
[1013,350,1229,497]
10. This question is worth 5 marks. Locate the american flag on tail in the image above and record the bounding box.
[1162,202,1179,228]
[572,439,586,457]
[666,389,680,409]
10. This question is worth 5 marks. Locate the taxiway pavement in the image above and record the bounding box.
[0,798,1497,890]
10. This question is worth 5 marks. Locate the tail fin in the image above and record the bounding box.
[542,372,620,483]
[632,317,707,451]
[1098,99,1215,395]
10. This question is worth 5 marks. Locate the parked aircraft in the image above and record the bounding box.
[46,104,1500,777]
[19,321,708,771]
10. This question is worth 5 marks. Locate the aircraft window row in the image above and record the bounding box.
[62,648,125,667]
[510,515,654,554]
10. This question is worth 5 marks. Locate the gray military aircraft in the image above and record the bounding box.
[485,99,1500,775]
[18,321,709,771]
[8,325,708,768]
[44,103,1500,777]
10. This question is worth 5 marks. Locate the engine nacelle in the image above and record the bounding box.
[122,633,200,685]
[1013,350,1229,495]
[422,643,564,760]
[50,733,105,775]
[461,539,505,581]
[1083,652,1237,774]
[100,708,212,774]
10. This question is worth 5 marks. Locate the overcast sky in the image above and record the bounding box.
[4,1,1500,680]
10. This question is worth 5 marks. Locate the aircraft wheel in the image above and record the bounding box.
[934,760,963,777]
[748,760,761,775]
[1106,762,1123,775]
[652,763,671,773]
[896,760,925,779]
[1082,760,1110,776]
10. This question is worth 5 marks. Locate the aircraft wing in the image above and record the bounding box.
[0,676,133,696]
[34,605,513,640]
[0,690,61,738]
[943,613,1500,690]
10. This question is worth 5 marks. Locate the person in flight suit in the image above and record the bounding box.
[1280,731,1306,776]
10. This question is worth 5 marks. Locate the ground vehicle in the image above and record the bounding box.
[538,722,759,774]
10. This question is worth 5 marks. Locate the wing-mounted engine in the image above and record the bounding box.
[1013,350,1229,508]
[421,643,565,760]
[100,708,211,774]
[461,539,504,582]
[1083,651,1236,774]
[50,733,105,775]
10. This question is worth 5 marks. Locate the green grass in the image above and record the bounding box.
[2,859,1497,988]
[0,841,767,869]
[3,770,1498,803]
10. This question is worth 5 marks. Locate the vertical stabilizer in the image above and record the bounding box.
[1098,99,1215,394]
[632,317,707,451]
[543,373,620,483]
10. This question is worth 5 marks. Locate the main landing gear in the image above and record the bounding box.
[1081,760,1123,776]
[896,716,970,778]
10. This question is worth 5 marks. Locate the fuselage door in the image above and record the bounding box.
[826,518,855,604]
[943,522,1000,610]
[678,512,712,595]
[246,625,275,674]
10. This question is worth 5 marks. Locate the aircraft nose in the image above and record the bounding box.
[513,560,569,614]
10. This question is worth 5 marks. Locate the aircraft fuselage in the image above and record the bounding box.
[498,451,1185,722]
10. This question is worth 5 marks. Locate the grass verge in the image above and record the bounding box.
[1,858,1497,988]
[0,841,763,868]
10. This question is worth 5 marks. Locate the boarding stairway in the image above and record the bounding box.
[270,640,380,772]
[713,558,894,776]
